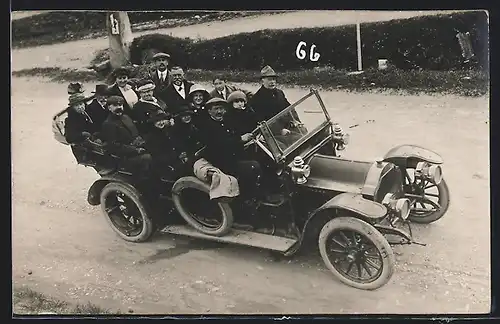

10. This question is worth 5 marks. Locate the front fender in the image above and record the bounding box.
[383,144,443,168]
[318,193,388,219]
[87,174,137,206]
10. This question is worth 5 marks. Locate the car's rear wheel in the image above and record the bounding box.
[172,176,234,236]
[403,167,450,224]
[318,217,395,290]
[100,182,155,242]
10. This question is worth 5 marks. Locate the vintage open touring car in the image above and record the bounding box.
[52,88,450,290]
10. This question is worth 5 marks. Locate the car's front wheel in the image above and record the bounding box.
[318,217,395,290]
[403,167,450,224]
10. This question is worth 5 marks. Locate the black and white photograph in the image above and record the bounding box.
[11,9,490,315]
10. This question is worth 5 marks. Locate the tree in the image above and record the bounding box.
[106,11,133,69]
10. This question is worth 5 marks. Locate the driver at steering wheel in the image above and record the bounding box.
[198,98,261,197]
[249,65,302,136]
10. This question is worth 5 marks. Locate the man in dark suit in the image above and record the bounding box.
[156,66,194,115]
[209,74,253,101]
[148,53,171,98]
[100,96,152,177]
[248,65,301,138]
[198,98,261,197]
[86,84,110,130]
[64,93,100,163]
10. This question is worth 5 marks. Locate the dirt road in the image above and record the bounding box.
[12,77,490,314]
[11,10,458,72]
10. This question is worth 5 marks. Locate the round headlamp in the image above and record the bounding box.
[395,198,411,220]
[415,162,443,185]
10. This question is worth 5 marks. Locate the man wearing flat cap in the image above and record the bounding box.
[132,79,171,135]
[248,65,300,137]
[101,95,152,177]
[198,97,262,197]
[149,52,171,96]
[86,84,111,129]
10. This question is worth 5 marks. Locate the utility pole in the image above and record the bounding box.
[106,11,133,69]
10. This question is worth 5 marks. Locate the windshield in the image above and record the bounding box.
[260,90,331,158]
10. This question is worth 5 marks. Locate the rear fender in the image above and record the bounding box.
[87,174,138,206]
[383,144,443,168]
[302,193,388,238]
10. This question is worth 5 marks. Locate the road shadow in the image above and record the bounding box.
[137,236,225,264]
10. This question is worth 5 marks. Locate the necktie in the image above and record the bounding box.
[220,91,225,99]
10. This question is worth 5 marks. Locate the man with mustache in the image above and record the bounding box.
[149,52,171,97]
[100,96,152,177]
[198,98,261,197]
[85,84,110,129]
[157,66,194,114]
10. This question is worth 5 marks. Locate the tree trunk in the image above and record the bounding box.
[106,12,133,69]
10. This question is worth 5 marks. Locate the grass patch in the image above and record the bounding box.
[12,66,489,97]
[13,286,111,315]
[12,10,288,48]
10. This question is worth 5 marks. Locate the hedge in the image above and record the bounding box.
[129,10,488,71]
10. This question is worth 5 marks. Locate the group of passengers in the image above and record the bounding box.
[63,52,298,199]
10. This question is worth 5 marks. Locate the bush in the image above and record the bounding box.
[129,34,193,68]
[129,10,488,72]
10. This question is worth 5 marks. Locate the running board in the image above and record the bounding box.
[160,225,299,253]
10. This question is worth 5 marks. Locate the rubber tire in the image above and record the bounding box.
[172,176,234,236]
[408,178,450,224]
[100,182,155,243]
[318,217,395,290]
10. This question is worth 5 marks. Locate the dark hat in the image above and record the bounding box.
[68,93,87,105]
[92,84,109,96]
[260,65,277,78]
[206,97,228,108]
[67,82,85,95]
[149,110,170,123]
[112,67,130,78]
[152,52,171,60]
[107,95,124,106]
[174,105,195,117]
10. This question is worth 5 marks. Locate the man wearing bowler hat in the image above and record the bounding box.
[149,52,171,94]
[86,84,111,129]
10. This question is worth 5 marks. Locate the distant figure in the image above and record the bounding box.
[209,74,253,101]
